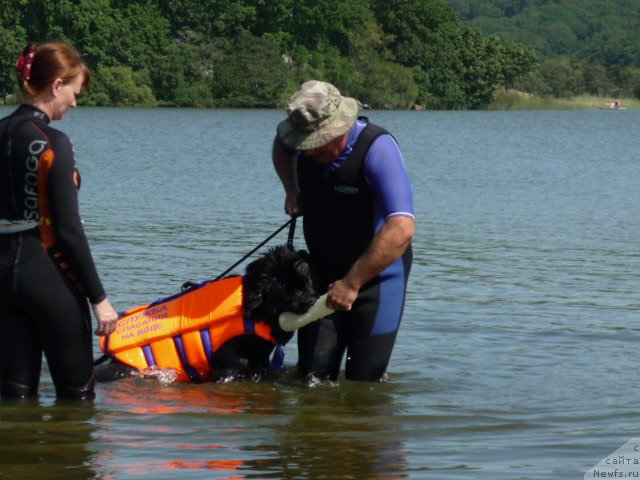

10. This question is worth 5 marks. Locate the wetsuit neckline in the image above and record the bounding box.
[322,119,368,173]
[17,104,50,124]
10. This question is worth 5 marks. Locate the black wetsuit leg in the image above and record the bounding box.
[0,236,40,398]
[0,234,95,399]
[297,280,402,382]
[296,313,347,381]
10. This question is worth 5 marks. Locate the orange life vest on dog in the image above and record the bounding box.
[99,276,276,382]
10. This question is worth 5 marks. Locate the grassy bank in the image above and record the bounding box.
[489,89,640,110]
[6,88,638,111]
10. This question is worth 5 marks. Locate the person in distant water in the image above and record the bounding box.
[272,80,415,382]
[0,41,119,399]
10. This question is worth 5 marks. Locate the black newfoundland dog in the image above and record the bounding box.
[95,245,324,383]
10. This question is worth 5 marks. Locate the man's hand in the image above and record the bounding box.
[327,278,360,311]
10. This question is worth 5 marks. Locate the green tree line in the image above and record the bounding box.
[0,0,543,109]
[445,0,640,99]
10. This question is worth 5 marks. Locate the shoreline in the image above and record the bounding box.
[3,90,639,111]
[488,89,640,110]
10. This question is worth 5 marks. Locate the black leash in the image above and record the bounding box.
[211,217,296,282]
[286,215,297,249]
[181,217,297,290]
[94,353,111,366]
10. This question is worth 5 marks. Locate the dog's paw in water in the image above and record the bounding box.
[95,359,137,382]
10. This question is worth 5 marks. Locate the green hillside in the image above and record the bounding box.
[448,0,640,61]
[445,0,640,99]
[1,0,638,109]
[0,0,538,109]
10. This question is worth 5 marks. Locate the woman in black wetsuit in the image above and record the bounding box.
[0,41,119,399]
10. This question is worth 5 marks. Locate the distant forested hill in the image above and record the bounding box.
[446,0,640,62]
[444,0,640,98]
[0,0,539,109]
[1,0,638,108]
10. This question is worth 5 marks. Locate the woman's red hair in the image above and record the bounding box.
[18,41,90,98]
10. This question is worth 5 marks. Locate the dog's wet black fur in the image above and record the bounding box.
[242,245,321,329]
[95,245,321,383]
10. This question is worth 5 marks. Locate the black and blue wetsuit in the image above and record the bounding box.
[0,105,105,399]
[291,117,414,381]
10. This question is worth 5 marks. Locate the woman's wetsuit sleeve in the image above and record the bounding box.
[47,131,106,304]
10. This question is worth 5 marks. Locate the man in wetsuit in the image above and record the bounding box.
[272,80,415,382]
[0,42,118,399]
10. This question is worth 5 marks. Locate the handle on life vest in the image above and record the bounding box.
[278,294,334,332]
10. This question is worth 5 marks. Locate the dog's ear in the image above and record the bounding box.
[242,246,286,321]
[241,263,267,319]
[295,249,325,294]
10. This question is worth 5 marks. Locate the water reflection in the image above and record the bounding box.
[85,375,408,478]
[262,381,408,479]
[90,374,411,478]
[92,378,285,478]
[0,399,98,479]
[96,376,282,415]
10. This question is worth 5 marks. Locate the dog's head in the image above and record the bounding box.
[242,245,321,333]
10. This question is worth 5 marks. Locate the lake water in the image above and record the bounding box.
[0,106,638,479]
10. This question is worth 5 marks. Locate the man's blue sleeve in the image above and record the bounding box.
[364,135,415,220]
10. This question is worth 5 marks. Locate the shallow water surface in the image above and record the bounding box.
[0,107,638,479]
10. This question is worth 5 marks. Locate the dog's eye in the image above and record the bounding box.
[294,261,310,273]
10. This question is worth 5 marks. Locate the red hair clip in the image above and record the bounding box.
[16,47,36,81]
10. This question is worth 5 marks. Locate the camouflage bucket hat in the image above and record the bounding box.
[277,80,359,150]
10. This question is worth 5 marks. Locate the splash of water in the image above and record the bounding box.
[133,366,179,386]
